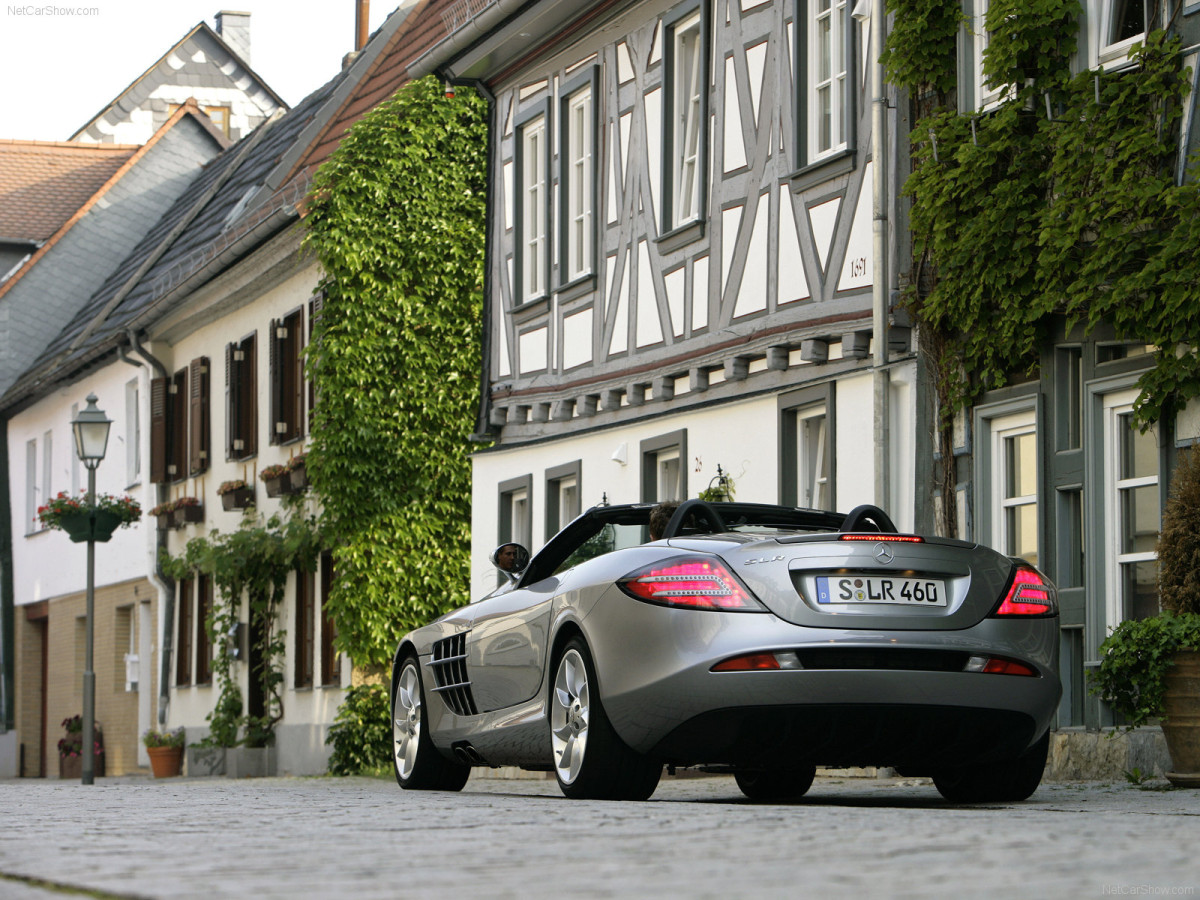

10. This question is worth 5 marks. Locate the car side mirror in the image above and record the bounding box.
[490,542,531,582]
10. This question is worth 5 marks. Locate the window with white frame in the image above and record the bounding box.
[515,108,549,303]
[797,407,831,509]
[798,0,852,162]
[125,378,141,486]
[1104,389,1159,624]
[990,412,1039,566]
[560,72,597,284]
[25,438,37,534]
[1092,0,1149,69]
[545,461,582,540]
[499,475,533,551]
[641,431,687,502]
[664,2,707,230]
[963,0,1014,111]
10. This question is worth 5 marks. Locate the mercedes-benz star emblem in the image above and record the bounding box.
[874,542,895,565]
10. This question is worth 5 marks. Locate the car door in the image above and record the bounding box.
[466,571,566,712]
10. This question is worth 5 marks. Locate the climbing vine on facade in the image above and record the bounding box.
[885,0,1200,428]
[303,76,488,670]
[163,497,322,747]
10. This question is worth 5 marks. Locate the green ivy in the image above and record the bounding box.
[888,0,1200,428]
[303,76,488,669]
[163,496,322,747]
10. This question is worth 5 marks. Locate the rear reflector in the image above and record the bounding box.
[965,655,1038,677]
[618,558,765,611]
[712,651,802,671]
[839,534,924,543]
[992,566,1057,616]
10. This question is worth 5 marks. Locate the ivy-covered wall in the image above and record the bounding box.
[304,77,489,670]
[884,0,1200,428]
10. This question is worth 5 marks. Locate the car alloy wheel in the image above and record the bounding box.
[393,661,423,781]
[551,647,590,785]
[391,655,470,792]
[549,637,661,801]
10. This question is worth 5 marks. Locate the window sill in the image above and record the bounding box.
[555,273,597,302]
[318,681,344,690]
[654,219,705,254]
[510,295,550,321]
[789,148,856,192]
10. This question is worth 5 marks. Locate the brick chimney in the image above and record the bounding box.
[215,10,251,65]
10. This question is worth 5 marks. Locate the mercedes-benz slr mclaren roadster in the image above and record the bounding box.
[391,500,1061,802]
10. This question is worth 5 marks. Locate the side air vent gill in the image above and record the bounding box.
[429,632,478,716]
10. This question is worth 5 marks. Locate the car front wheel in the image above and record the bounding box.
[550,637,661,801]
[933,730,1050,803]
[392,655,470,792]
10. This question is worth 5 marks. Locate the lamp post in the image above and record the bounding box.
[71,394,112,785]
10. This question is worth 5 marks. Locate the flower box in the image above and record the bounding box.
[59,751,105,780]
[263,474,293,498]
[173,503,204,527]
[156,513,172,529]
[288,460,309,492]
[57,509,124,544]
[221,486,255,511]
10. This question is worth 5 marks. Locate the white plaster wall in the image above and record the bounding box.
[9,360,156,609]
[153,261,337,740]
[834,371,877,511]
[473,394,785,595]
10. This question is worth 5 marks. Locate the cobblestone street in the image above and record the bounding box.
[1,773,1197,899]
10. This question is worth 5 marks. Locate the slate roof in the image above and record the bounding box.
[10,70,348,399]
[0,141,140,242]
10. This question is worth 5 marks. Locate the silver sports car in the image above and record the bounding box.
[391,500,1061,802]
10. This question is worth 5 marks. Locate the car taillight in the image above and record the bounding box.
[991,566,1057,616]
[618,557,765,611]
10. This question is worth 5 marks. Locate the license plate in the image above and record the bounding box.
[816,575,947,607]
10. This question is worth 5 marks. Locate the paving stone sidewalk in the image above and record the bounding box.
[1,774,1197,899]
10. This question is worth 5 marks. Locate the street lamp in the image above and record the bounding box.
[71,394,111,785]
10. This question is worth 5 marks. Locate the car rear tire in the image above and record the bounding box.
[392,655,470,792]
[551,637,662,801]
[734,765,817,801]
[933,730,1050,802]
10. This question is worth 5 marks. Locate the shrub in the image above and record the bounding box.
[1157,448,1200,616]
[326,684,392,776]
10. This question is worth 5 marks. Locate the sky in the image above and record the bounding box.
[0,1,396,141]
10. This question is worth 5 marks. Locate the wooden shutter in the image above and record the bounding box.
[319,551,338,685]
[196,575,213,685]
[289,310,304,442]
[308,293,323,432]
[295,569,314,688]
[243,334,257,456]
[189,357,210,475]
[225,342,236,460]
[169,370,187,480]
[176,579,193,686]
[269,317,282,446]
[150,376,168,483]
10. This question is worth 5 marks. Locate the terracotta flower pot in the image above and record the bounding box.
[147,745,184,778]
[1163,648,1200,788]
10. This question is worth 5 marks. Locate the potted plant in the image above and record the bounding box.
[173,496,204,527]
[147,500,175,529]
[38,491,140,543]
[1091,447,1200,787]
[259,463,292,498]
[143,727,186,778]
[286,453,309,492]
[218,479,255,511]
[58,714,104,779]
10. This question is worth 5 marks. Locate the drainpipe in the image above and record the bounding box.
[869,0,891,511]
[123,330,176,725]
[446,74,498,442]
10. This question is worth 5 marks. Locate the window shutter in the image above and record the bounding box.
[150,376,168,484]
[225,343,236,460]
[244,335,258,456]
[269,318,282,446]
[189,357,210,475]
[308,293,323,431]
[291,310,304,441]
